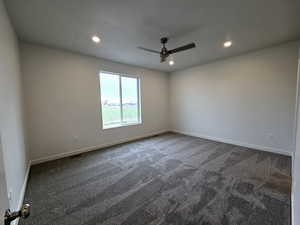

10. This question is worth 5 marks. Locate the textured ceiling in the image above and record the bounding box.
[5,0,300,72]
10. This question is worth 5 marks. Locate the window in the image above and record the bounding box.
[99,71,141,129]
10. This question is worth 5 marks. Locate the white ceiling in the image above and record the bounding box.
[5,0,300,72]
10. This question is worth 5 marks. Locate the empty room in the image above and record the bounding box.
[1,0,300,225]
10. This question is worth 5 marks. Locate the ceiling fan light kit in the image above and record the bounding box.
[138,37,196,64]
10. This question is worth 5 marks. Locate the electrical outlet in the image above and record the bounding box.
[266,133,274,142]
[73,135,79,143]
[8,189,12,201]
[268,133,274,139]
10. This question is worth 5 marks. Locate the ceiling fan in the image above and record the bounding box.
[138,37,196,63]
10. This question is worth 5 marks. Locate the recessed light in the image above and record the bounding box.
[92,35,101,43]
[169,60,174,66]
[223,41,232,48]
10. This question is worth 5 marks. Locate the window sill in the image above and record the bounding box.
[102,122,142,130]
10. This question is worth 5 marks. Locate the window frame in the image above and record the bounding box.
[99,71,142,130]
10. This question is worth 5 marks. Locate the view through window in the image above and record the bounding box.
[99,71,141,129]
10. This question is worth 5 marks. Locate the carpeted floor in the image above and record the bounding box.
[21,132,291,225]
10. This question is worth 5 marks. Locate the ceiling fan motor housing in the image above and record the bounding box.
[160,37,168,45]
[160,37,169,62]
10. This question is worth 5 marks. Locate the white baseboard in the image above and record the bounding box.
[291,151,296,225]
[31,129,292,165]
[31,130,169,165]
[14,161,31,225]
[171,129,293,156]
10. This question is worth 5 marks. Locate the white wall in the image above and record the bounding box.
[293,55,300,225]
[0,136,9,224]
[21,43,169,162]
[0,0,28,211]
[170,41,300,155]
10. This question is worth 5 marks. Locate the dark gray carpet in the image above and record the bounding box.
[21,133,291,225]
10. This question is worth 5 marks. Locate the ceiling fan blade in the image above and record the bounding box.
[168,43,196,54]
[138,47,160,54]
